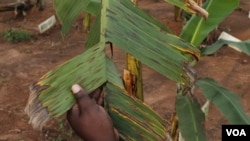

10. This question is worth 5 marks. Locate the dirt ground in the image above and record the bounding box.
[0,0,249,141]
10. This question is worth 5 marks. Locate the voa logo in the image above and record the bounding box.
[226,129,246,136]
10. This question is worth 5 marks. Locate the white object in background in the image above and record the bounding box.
[38,15,56,33]
[178,132,185,141]
[201,100,210,117]
[218,31,242,52]
[248,11,250,19]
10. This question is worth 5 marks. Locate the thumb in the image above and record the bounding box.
[71,84,94,114]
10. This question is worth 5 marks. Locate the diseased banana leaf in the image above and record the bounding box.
[176,95,207,141]
[26,50,168,140]
[105,83,166,140]
[196,78,250,124]
[55,0,201,85]
[180,0,239,46]
[201,39,250,56]
[25,43,108,129]
[101,0,200,86]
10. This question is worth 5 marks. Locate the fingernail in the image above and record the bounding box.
[72,84,81,94]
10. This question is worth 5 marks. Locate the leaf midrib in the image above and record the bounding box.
[190,0,213,45]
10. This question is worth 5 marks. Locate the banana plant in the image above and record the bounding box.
[25,0,199,140]
[24,0,250,141]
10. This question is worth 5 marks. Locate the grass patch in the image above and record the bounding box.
[2,28,32,43]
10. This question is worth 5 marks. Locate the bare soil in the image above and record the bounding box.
[0,0,250,141]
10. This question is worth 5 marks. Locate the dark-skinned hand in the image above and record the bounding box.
[67,84,119,141]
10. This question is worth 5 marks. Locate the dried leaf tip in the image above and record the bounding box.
[24,83,51,130]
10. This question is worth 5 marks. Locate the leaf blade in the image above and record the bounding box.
[105,83,166,141]
[196,78,250,124]
[102,0,200,86]
[201,39,250,56]
[180,0,239,46]
[54,0,101,35]
[176,95,207,141]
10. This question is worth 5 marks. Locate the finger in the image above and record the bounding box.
[114,128,119,141]
[89,88,102,103]
[71,84,88,100]
[90,88,104,106]
[67,103,80,116]
[71,84,94,113]
[97,91,104,106]
[67,104,80,121]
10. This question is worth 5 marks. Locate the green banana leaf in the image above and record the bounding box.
[176,95,207,141]
[196,78,250,124]
[25,43,110,129]
[84,13,101,49]
[27,58,167,140]
[101,0,200,86]
[53,0,101,35]
[26,43,167,140]
[55,0,201,84]
[180,0,239,46]
[54,0,173,36]
[201,39,250,56]
[105,83,166,140]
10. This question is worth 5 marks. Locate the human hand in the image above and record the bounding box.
[67,84,119,141]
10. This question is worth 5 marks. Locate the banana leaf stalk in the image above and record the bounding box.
[169,112,179,141]
[125,54,143,100]
[84,12,91,33]
[123,0,143,101]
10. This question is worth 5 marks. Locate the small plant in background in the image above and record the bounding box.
[3,28,32,43]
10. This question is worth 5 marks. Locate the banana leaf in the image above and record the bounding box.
[55,0,201,84]
[176,95,207,141]
[180,0,239,46]
[54,0,173,36]
[105,83,166,140]
[53,0,101,35]
[201,39,250,56]
[25,47,167,140]
[196,78,250,124]
[101,0,200,86]
[25,43,108,129]
[84,13,101,49]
